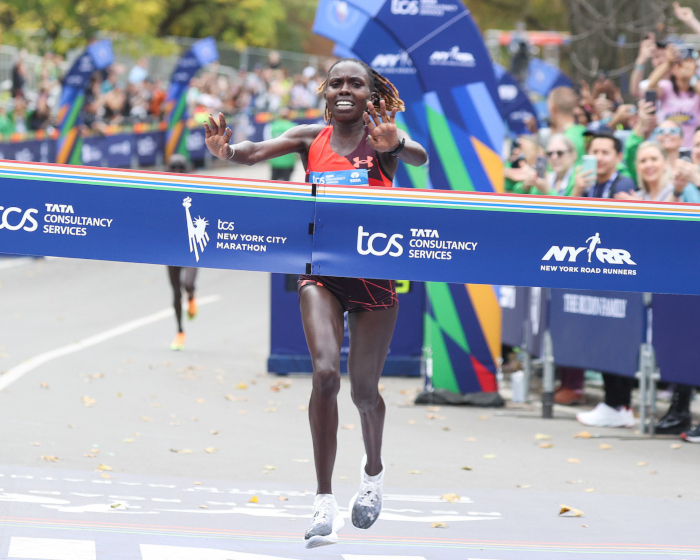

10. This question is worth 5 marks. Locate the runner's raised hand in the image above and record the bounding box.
[363,99,399,153]
[204,111,234,161]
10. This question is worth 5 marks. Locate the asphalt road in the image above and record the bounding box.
[0,162,699,559]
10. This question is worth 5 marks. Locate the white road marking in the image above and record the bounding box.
[8,537,96,560]
[343,557,427,560]
[0,257,34,270]
[0,295,221,392]
[140,545,299,560]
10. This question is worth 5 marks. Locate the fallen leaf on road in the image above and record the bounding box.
[466,437,477,442]
[101,473,114,479]
[298,405,307,411]
[170,449,193,454]
[599,444,613,450]
[199,504,209,509]
[238,410,247,415]
[140,416,151,422]
[194,481,202,485]
[204,447,217,454]
[648,470,657,475]
[236,383,248,390]
[278,496,288,501]
[170,421,181,426]
[378,384,385,392]
[483,454,496,459]
[574,431,593,439]
[341,424,355,430]
[584,488,595,493]
[293,459,310,463]
[110,503,121,509]
[190,417,198,421]
[441,493,460,503]
[97,464,112,471]
[90,373,104,379]
[264,407,277,413]
[516,484,531,488]
[41,455,58,462]
[150,403,162,408]
[196,398,205,404]
[29,442,41,446]
[123,438,135,443]
[431,522,447,528]
[408,419,416,425]
[671,444,682,450]
[559,505,585,517]
[535,433,552,440]
[426,406,441,412]
[442,427,450,431]
[209,430,218,435]
[249,496,259,503]
[40,382,49,389]
[637,461,648,466]
[83,453,97,458]
[263,465,276,470]
[409,470,422,474]
[82,396,97,407]
[479,415,489,420]
[540,443,554,449]
[566,480,585,484]
[461,466,472,471]
[567,458,581,464]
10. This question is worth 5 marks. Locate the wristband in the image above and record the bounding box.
[674,189,684,198]
[228,144,236,160]
[387,137,405,157]
[635,63,645,72]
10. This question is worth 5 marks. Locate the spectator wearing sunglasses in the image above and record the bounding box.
[543,134,578,196]
[504,136,549,195]
[647,43,700,148]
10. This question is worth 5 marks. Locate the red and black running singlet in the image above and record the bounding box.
[298,126,397,313]
[305,126,393,187]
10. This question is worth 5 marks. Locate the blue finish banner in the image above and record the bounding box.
[499,285,527,347]
[493,63,537,136]
[5,164,700,296]
[549,289,645,376]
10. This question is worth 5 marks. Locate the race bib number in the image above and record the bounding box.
[309,169,368,186]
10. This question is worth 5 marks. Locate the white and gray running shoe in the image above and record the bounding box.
[304,494,344,549]
[349,454,384,530]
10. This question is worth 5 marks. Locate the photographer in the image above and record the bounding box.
[504,136,549,195]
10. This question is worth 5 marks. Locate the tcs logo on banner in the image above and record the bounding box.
[0,206,38,231]
[391,0,419,15]
[357,226,403,257]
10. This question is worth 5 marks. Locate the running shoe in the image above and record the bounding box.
[304,494,344,549]
[170,332,186,351]
[349,454,384,530]
[187,298,198,320]
[681,424,700,443]
[576,402,635,428]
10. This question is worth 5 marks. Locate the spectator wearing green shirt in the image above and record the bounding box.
[623,99,658,183]
[504,135,548,195]
[268,108,297,181]
[547,86,587,162]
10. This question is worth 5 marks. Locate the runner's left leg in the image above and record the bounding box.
[347,305,398,475]
[167,266,184,333]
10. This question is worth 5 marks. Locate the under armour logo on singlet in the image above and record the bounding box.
[353,156,374,168]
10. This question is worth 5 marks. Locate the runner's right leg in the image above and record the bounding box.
[299,284,345,547]
[183,267,198,319]
[167,266,186,350]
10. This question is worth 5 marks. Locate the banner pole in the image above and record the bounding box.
[542,329,555,418]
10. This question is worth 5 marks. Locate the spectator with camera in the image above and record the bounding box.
[504,135,548,195]
[547,86,587,161]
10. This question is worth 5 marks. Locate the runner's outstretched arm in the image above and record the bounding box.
[204,111,322,165]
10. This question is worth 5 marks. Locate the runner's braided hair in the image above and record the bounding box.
[317,58,405,124]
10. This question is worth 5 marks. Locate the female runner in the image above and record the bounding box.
[204,58,427,549]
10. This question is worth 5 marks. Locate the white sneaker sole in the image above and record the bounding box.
[576,414,635,428]
[304,516,344,549]
[682,434,700,443]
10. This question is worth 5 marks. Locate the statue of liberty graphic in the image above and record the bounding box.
[183,197,209,262]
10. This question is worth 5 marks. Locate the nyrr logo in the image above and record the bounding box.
[357,226,403,257]
[542,233,636,265]
[182,197,209,262]
[0,206,38,231]
[429,47,476,67]
[391,0,419,15]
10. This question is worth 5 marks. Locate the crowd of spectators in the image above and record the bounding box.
[503,1,700,441]
[0,49,325,138]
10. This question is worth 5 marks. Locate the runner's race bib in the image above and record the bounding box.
[308,169,368,186]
